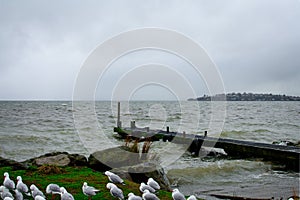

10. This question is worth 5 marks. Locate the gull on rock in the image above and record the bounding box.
[82,182,100,199]
[172,189,186,200]
[30,184,45,198]
[60,187,74,200]
[147,178,160,190]
[106,183,124,200]
[139,182,156,193]
[3,172,15,190]
[128,192,142,200]
[104,171,125,185]
[142,189,160,200]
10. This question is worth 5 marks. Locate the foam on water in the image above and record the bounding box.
[0,101,299,198]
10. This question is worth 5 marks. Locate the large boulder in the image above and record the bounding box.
[88,146,140,172]
[0,156,27,170]
[25,152,87,167]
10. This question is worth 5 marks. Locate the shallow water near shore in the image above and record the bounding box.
[0,101,299,199]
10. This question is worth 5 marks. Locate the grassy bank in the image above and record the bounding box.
[0,165,172,199]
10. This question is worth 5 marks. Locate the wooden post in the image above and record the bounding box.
[117,102,121,128]
[166,126,169,133]
[131,121,136,129]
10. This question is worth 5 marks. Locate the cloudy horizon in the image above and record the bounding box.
[0,1,299,100]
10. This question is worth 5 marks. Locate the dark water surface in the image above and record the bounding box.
[0,101,299,199]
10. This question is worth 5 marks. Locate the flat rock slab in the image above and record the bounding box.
[34,154,71,166]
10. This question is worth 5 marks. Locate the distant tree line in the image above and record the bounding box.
[188,92,300,101]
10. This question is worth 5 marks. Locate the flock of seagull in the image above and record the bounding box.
[1,171,198,200]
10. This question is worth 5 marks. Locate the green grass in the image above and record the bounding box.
[0,165,173,200]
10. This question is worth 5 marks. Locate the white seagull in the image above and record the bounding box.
[104,171,125,185]
[187,195,197,200]
[147,178,160,190]
[142,189,160,200]
[30,184,45,198]
[16,176,29,195]
[35,195,46,200]
[46,183,61,199]
[60,187,74,200]
[0,186,13,199]
[172,189,186,200]
[106,183,124,200]
[139,182,156,193]
[82,182,100,199]
[3,172,15,190]
[3,197,14,200]
[14,189,24,200]
[128,192,142,200]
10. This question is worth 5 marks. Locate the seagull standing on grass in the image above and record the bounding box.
[187,195,197,200]
[172,189,186,200]
[34,195,46,200]
[104,171,125,185]
[82,182,100,199]
[106,183,124,200]
[142,189,160,200]
[3,197,14,200]
[147,178,160,190]
[60,187,74,200]
[3,172,15,190]
[30,184,45,199]
[46,183,61,199]
[128,192,142,200]
[14,189,24,200]
[0,186,14,199]
[16,176,30,195]
[139,182,156,193]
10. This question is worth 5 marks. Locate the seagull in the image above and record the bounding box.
[106,183,124,200]
[172,189,186,200]
[187,195,197,200]
[142,189,160,200]
[0,186,14,199]
[46,183,61,199]
[147,178,160,190]
[30,184,45,198]
[60,187,74,200]
[3,197,14,200]
[16,176,30,195]
[35,195,46,200]
[139,182,155,193]
[14,189,24,200]
[3,172,15,190]
[82,182,100,199]
[128,192,142,200]
[104,171,125,185]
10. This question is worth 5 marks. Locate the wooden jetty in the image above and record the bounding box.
[114,103,300,172]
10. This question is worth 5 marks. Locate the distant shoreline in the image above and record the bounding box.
[188,92,300,101]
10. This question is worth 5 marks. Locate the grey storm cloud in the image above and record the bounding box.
[0,0,299,100]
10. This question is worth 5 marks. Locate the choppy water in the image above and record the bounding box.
[0,101,299,199]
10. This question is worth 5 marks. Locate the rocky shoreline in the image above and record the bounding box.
[0,147,171,190]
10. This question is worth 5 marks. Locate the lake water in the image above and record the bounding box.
[0,101,299,199]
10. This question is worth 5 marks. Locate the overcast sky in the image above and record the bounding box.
[0,0,299,100]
